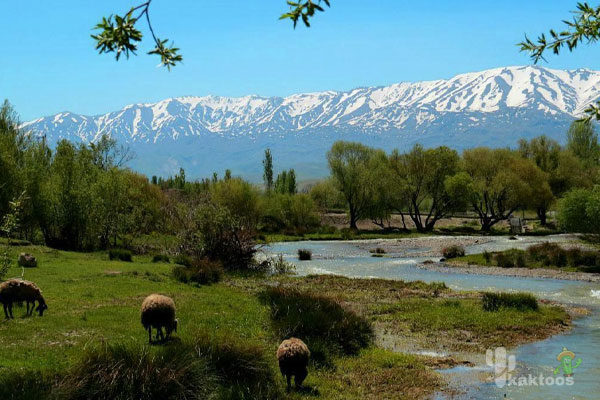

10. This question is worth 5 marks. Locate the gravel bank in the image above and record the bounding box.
[420,262,600,282]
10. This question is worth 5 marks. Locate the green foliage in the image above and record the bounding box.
[442,245,465,259]
[210,177,261,226]
[0,369,55,400]
[280,0,331,28]
[92,2,182,70]
[260,286,373,358]
[152,254,170,263]
[557,186,600,235]
[328,141,386,229]
[390,144,466,232]
[260,193,319,234]
[519,3,600,121]
[1,193,24,280]
[297,248,312,260]
[263,148,273,192]
[192,333,280,400]
[172,258,224,285]
[108,249,133,262]
[178,201,258,270]
[54,342,216,400]
[274,169,297,194]
[309,179,345,211]
[567,120,600,165]
[174,254,193,267]
[482,292,539,312]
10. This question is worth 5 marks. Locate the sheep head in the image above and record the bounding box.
[36,298,48,316]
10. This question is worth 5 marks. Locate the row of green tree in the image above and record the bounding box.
[323,121,599,232]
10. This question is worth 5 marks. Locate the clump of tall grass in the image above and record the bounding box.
[257,254,296,275]
[260,286,373,363]
[297,249,312,261]
[174,254,193,267]
[54,342,217,400]
[172,258,224,285]
[108,249,132,262]
[193,333,280,399]
[152,254,170,263]
[442,245,465,259]
[482,292,538,312]
[0,370,55,400]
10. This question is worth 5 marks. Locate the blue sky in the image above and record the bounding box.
[2,0,599,121]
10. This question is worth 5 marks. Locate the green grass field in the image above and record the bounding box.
[0,243,570,399]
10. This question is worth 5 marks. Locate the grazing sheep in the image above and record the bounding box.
[276,337,310,390]
[141,294,178,344]
[17,253,37,268]
[0,279,48,319]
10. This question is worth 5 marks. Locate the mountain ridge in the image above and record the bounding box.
[22,65,598,180]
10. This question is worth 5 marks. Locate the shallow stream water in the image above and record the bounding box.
[266,236,600,400]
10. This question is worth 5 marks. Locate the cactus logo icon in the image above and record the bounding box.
[486,347,516,388]
[554,347,582,377]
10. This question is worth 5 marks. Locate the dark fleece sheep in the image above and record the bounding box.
[141,294,178,344]
[0,279,48,319]
[276,337,310,390]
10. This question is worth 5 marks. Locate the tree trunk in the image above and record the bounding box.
[537,207,547,226]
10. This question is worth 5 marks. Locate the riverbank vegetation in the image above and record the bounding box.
[449,242,600,273]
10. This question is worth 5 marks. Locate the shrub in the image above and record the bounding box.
[340,228,354,240]
[194,204,258,270]
[55,342,217,400]
[494,252,514,268]
[193,333,280,399]
[174,254,193,267]
[152,254,170,263]
[172,259,224,285]
[514,250,528,268]
[108,249,132,262]
[257,254,296,275]
[483,250,492,264]
[260,287,373,358]
[0,370,54,400]
[369,247,386,254]
[442,245,465,259]
[297,249,312,261]
[482,292,539,312]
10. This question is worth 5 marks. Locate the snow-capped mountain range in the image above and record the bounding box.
[23,66,600,180]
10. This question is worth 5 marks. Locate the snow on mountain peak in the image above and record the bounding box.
[22,65,600,145]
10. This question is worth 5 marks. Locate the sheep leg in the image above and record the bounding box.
[8,303,13,319]
[157,327,164,342]
[286,375,292,391]
[295,367,308,388]
[2,304,8,320]
[26,302,32,316]
[148,327,153,344]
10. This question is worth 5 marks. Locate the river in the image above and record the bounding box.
[267,236,600,400]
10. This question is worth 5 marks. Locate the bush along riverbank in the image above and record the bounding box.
[440,241,600,282]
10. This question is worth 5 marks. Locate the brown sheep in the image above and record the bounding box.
[276,337,310,390]
[0,279,48,319]
[141,294,178,344]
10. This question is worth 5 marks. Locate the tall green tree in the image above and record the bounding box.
[388,145,467,232]
[263,148,274,192]
[567,120,600,165]
[451,148,531,231]
[327,141,382,229]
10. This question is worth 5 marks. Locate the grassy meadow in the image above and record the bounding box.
[0,242,571,399]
